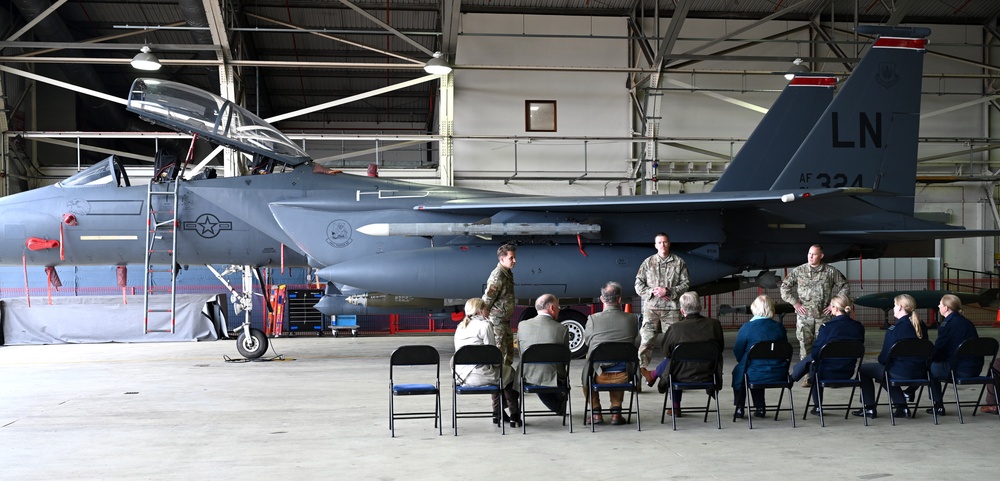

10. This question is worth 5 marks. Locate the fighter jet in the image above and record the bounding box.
[0,26,995,359]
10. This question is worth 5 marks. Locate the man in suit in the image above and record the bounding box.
[517,293,570,415]
[580,281,639,425]
[646,291,724,416]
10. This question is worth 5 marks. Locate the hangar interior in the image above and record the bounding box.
[1,1,1000,339]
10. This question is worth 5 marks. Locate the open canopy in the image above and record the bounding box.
[126,78,311,166]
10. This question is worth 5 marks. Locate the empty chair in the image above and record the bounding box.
[802,339,867,427]
[876,338,936,426]
[452,344,506,435]
[737,340,796,429]
[940,337,1000,424]
[518,343,573,433]
[583,342,641,432]
[661,341,722,430]
[389,345,442,437]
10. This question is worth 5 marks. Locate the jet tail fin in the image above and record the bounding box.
[713,75,836,192]
[770,26,931,216]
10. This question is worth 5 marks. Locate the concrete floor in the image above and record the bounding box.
[1,328,997,480]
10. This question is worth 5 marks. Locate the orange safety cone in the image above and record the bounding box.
[994,307,1000,328]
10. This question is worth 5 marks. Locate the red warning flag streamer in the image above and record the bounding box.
[117,266,128,304]
[22,253,30,308]
[45,266,62,305]
[59,213,77,261]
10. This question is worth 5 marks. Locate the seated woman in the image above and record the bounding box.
[453,298,521,427]
[852,294,926,418]
[731,295,788,419]
[927,294,982,416]
[791,294,865,413]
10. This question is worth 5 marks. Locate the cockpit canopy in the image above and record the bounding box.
[126,78,311,166]
[59,155,131,188]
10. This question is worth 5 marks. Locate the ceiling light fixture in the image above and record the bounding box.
[424,52,452,75]
[784,58,809,80]
[131,45,161,71]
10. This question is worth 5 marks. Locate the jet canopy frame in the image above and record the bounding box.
[58,155,131,188]
[126,78,311,167]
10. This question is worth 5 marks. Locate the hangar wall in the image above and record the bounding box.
[453,14,631,196]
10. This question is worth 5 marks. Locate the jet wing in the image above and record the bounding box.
[414,188,864,215]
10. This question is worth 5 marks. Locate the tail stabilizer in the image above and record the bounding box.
[713,75,836,192]
[771,26,930,216]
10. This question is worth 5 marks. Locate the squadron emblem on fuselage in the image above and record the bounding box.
[326,219,353,248]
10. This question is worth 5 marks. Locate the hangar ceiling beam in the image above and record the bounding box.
[337,0,435,57]
[245,12,420,64]
[30,137,155,163]
[651,0,690,67]
[640,0,691,195]
[885,0,917,26]
[197,0,238,176]
[0,64,125,105]
[664,0,822,68]
[7,22,190,58]
[6,0,66,41]
[440,0,461,58]
[921,95,1000,120]
[265,74,441,123]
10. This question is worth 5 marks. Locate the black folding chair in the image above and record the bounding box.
[583,342,641,432]
[875,338,936,426]
[389,345,441,437]
[737,340,795,429]
[802,340,867,427]
[940,337,1000,424]
[452,344,505,435]
[518,343,573,434]
[662,341,722,430]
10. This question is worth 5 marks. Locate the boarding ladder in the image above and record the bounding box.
[142,179,180,333]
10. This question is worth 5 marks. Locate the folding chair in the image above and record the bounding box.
[940,337,1000,424]
[802,340,867,427]
[518,343,573,434]
[874,338,936,426]
[583,342,641,432]
[389,345,442,437]
[452,344,506,435]
[737,340,795,429]
[661,341,722,430]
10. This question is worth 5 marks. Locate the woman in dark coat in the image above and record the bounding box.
[791,294,865,411]
[852,294,926,418]
[732,295,788,418]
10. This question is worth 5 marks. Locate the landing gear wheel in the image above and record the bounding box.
[557,309,588,359]
[351,329,358,337]
[237,328,268,359]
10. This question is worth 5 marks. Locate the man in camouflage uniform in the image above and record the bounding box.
[779,245,850,371]
[635,232,690,378]
[483,244,517,366]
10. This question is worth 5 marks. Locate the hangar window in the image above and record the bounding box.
[525,100,557,132]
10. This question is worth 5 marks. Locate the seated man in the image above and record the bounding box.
[580,281,639,425]
[517,293,570,415]
[645,291,724,415]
